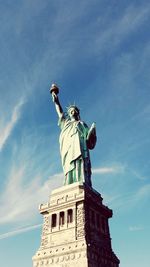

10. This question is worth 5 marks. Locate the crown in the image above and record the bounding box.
[67,103,80,113]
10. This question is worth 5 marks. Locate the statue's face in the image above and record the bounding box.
[68,107,80,120]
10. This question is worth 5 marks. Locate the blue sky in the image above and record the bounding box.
[0,1,150,266]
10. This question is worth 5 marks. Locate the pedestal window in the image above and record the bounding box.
[51,214,57,228]
[67,209,73,223]
[59,211,65,226]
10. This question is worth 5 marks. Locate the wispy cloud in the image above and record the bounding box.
[129,226,144,232]
[132,104,150,123]
[0,224,42,240]
[130,169,146,181]
[93,163,150,211]
[93,165,125,174]
[94,3,150,54]
[0,99,24,151]
[106,183,150,211]
[135,183,150,199]
[0,165,62,225]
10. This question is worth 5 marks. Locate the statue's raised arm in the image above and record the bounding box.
[50,84,63,119]
[50,83,97,188]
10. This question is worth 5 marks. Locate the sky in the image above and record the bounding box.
[0,0,150,266]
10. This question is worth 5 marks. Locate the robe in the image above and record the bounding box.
[58,115,92,186]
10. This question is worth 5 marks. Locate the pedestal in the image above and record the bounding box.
[32,182,120,267]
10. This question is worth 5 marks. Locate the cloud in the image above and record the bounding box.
[92,163,150,211]
[132,104,150,123]
[0,98,24,151]
[135,183,150,199]
[130,169,146,181]
[0,223,42,240]
[129,226,143,232]
[0,169,60,224]
[93,165,125,174]
[107,183,150,211]
[94,3,150,54]
[0,104,63,227]
[0,165,62,225]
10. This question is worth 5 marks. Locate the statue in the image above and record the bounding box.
[50,84,97,187]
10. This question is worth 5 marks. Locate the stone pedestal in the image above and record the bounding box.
[32,182,120,267]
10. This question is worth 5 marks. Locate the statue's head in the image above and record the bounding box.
[67,105,80,120]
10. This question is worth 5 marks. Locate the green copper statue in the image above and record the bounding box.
[50,84,97,187]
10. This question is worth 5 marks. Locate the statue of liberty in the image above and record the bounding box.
[50,84,97,187]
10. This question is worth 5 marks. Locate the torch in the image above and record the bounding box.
[50,83,59,96]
